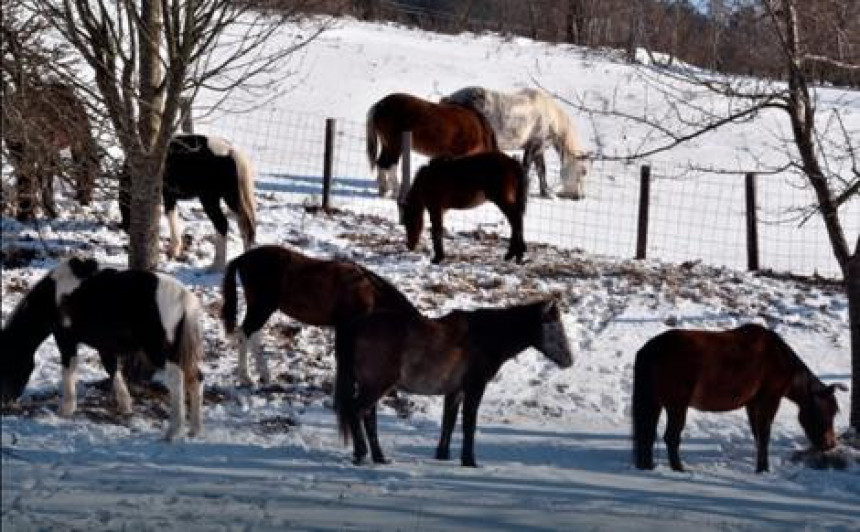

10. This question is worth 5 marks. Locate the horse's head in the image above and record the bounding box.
[558,152,590,200]
[535,300,574,369]
[400,176,426,252]
[798,381,846,451]
[441,87,486,109]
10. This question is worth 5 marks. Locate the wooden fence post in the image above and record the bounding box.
[179,97,194,133]
[636,164,651,260]
[397,131,412,205]
[745,172,760,271]
[322,118,336,212]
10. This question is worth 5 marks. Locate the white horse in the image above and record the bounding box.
[442,87,590,199]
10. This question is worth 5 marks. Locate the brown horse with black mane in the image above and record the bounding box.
[633,324,845,473]
[221,245,419,385]
[401,151,528,264]
[334,299,574,467]
[366,92,498,198]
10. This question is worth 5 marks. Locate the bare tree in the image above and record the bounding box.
[29,0,329,270]
[563,0,860,441]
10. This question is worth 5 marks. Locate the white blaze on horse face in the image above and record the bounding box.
[59,356,78,417]
[155,274,188,344]
[542,321,574,368]
[164,361,185,441]
[205,136,232,157]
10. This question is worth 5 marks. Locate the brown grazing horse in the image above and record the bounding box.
[334,299,574,466]
[366,92,498,198]
[3,81,99,220]
[401,152,528,264]
[221,245,419,385]
[632,324,845,473]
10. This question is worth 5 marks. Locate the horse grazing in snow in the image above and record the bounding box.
[120,134,256,271]
[366,92,498,198]
[0,257,204,440]
[221,245,419,385]
[441,87,589,199]
[401,152,528,264]
[334,299,574,466]
[632,324,845,473]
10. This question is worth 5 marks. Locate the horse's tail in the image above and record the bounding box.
[632,339,659,469]
[176,290,204,391]
[221,252,245,336]
[232,146,256,248]
[366,103,380,170]
[334,323,358,444]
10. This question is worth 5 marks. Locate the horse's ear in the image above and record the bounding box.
[68,257,99,279]
[826,383,849,394]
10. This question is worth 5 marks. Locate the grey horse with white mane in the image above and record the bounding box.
[442,87,590,199]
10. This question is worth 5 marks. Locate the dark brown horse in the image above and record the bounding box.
[334,299,574,467]
[632,324,845,473]
[2,81,99,220]
[401,152,528,264]
[366,93,498,198]
[221,245,419,385]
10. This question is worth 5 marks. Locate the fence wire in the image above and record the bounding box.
[198,109,858,279]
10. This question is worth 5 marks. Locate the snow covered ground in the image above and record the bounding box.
[3,17,859,531]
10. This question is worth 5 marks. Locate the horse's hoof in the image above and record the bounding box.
[164,427,181,442]
[238,374,254,387]
[372,455,390,465]
[435,450,450,461]
[461,458,478,468]
[431,256,444,265]
[188,424,203,438]
[352,455,368,466]
[59,400,76,418]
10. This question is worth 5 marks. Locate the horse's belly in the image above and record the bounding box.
[398,360,465,396]
[688,383,759,412]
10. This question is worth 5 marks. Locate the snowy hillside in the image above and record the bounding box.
[3,18,859,531]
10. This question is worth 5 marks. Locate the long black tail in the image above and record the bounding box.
[221,252,245,335]
[334,324,358,444]
[632,340,658,469]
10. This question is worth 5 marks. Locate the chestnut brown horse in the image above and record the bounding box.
[221,245,419,384]
[334,299,574,466]
[366,93,498,198]
[633,324,845,473]
[401,152,528,264]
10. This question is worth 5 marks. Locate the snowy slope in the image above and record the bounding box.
[3,17,859,531]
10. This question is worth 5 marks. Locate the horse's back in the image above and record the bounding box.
[636,325,792,412]
[164,134,239,194]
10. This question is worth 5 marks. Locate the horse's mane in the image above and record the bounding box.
[354,263,420,316]
[749,324,821,387]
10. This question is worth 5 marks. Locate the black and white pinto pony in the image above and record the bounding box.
[0,257,204,440]
[163,134,256,271]
[441,87,590,199]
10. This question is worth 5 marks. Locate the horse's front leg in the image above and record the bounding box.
[200,196,230,272]
[461,382,487,467]
[501,206,526,263]
[429,209,445,264]
[436,391,463,460]
[56,333,79,417]
[664,406,688,472]
[164,361,186,441]
[747,397,779,473]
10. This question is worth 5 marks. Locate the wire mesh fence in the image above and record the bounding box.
[198,108,859,280]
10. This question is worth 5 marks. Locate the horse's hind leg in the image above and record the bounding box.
[56,333,79,417]
[376,142,402,198]
[436,391,463,460]
[500,205,526,263]
[364,406,389,464]
[100,352,133,415]
[186,366,203,437]
[200,195,229,272]
[164,196,183,259]
[664,406,688,472]
[429,209,446,264]
[237,298,277,385]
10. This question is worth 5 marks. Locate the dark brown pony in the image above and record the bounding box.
[221,245,419,384]
[366,93,498,197]
[334,299,574,466]
[2,81,99,220]
[632,324,845,473]
[401,152,528,264]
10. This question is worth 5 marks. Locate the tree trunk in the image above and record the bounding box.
[848,242,860,435]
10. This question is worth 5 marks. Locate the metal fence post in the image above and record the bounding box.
[636,164,651,260]
[745,172,760,271]
[322,118,336,212]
